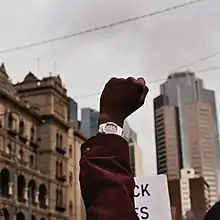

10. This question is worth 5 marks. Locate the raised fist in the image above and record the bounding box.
[99,77,149,127]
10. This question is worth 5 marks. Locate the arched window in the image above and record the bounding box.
[8,113,13,130]
[59,162,63,175]
[0,169,10,197]
[56,161,59,176]
[19,121,24,136]
[60,135,63,148]
[69,145,72,158]
[69,172,72,186]
[28,179,36,204]
[56,133,59,147]
[30,127,35,142]
[56,188,59,206]
[69,201,73,216]
[39,184,47,209]
[29,154,34,168]
[17,175,25,202]
[16,212,25,220]
[3,208,10,220]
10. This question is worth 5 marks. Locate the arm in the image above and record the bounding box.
[79,76,148,219]
[79,134,138,220]
[203,201,220,220]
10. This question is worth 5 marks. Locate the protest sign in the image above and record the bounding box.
[134,175,172,220]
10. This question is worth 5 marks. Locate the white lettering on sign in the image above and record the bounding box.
[134,175,172,220]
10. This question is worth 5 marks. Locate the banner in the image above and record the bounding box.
[134,175,172,220]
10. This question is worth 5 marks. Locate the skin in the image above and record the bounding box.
[99,77,148,127]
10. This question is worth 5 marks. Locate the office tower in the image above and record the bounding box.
[68,128,87,220]
[67,97,78,129]
[0,64,86,220]
[154,72,220,205]
[154,101,182,180]
[80,108,99,138]
[168,169,210,220]
[123,121,143,176]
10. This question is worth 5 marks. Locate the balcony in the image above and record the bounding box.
[1,151,12,159]
[55,204,66,212]
[30,138,40,150]
[18,159,27,166]
[19,133,28,144]
[7,127,17,137]
[56,145,66,155]
[56,174,66,182]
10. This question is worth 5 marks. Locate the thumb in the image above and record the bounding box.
[137,86,149,108]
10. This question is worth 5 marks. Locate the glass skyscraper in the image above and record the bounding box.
[80,108,99,138]
[154,72,220,205]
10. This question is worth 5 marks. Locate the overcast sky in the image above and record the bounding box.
[0,0,219,175]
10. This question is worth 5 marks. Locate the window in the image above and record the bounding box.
[29,154,34,168]
[56,188,59,205]
[56,133,59,147]
[69,145,72,158]
[56,161,59,176]
[30,127,35,142]
[69,172,72,186]
[59,162,63,175]
[19,121,24,136]
[8,113,13,130]
[60,135,63,148]
[56,188,63,206]
[69,201,73,216]
[18,150,23,160]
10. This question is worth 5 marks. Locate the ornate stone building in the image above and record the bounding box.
[0,64,86,220]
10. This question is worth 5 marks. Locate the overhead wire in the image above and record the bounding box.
[171,51,220,72]
[74,65,220,100]
[0,0,206,54]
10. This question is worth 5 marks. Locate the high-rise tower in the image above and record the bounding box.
[154,72,220,205]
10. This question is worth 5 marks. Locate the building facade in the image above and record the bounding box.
[0,64,85,220]
[168,169,210,220]
[67,129,86,220]
[154,101,182,180]
[67,98,78,130]
[123,121,142,176]
[154,72,219,205]
[80,108,99,138]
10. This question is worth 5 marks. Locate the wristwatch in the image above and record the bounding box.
[99,122,123,136]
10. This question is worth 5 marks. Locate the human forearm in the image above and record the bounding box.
[79,134,138,220]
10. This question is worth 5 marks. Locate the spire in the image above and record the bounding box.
[23,72,39,83]
[0,63,9,77]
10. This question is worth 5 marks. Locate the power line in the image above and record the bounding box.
[172,51,220,72]
[0,0,206,54]
[74,65,220,100]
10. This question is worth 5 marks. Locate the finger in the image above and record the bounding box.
[137,86,149,108]
[126,77,136,83]
[107,77,118,84]
[136,77,146,86]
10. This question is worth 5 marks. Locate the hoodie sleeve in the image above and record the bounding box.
[79,134,139,220]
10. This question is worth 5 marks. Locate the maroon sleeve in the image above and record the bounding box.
[79,134,139,220]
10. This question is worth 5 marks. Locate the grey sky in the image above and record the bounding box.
[0,0,219,175]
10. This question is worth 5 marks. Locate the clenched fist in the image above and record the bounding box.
[99,77,149,127]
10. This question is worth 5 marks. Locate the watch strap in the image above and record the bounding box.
[99,122,123,136]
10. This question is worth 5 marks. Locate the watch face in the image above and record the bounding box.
[104,123,118,134]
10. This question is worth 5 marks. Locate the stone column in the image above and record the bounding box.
[35,191,39,207]
[24,188,28,203]
[8,182,13,196]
